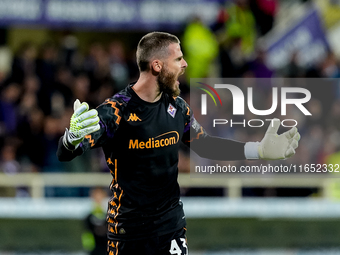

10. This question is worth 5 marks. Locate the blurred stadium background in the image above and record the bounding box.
[1,0,340,254]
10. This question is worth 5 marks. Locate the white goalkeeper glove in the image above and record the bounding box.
[63,99,100,151]
[244,118,300,160]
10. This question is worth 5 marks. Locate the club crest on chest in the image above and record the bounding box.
[167,104,177,118]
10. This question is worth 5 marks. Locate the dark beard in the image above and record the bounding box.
[157,68,180,97]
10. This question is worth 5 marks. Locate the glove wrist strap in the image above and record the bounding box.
[63,128,80,151]
[244,142,260,159]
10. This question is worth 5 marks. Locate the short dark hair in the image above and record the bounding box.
[136,32,180,72]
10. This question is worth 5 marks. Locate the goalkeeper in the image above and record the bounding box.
[57,32,300,255]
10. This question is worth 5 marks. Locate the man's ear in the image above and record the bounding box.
[151,60,163,73]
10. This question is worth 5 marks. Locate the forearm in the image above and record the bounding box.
[56,136,83,162]
[191,135,246,161]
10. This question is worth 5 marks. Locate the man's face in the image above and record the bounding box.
[157,43,187,97]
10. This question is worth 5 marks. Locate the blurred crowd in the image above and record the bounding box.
[0,38,139,176]
[0,0,340,197]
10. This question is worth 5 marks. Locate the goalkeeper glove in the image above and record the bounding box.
[244,118,300,160]
[63,99,100,151]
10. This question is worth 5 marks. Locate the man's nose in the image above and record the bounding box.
[182,58,188,68]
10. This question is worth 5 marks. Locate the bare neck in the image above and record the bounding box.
[132,72,162,103]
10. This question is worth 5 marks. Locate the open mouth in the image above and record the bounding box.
[177,72,184,84]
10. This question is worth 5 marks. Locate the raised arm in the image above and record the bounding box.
[182,101,300,161]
